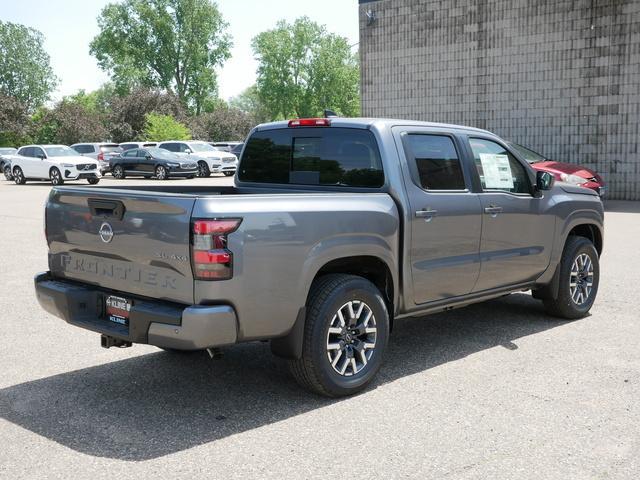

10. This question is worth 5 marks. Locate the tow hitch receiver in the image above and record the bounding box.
[101,334,132,349]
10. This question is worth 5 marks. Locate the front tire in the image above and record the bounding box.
[543,236,600,319]
[13,166,26,184]
[113,165,125,179]
[87,178,100,185]
[289,274,390,397]
[50,167,64,185]
[155,165,168,180]
[197,161,210,177]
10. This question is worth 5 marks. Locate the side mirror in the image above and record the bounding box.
[184,148,192,154]
[536,171,555,192]
[38,154,46,160]
[146,155,152,160]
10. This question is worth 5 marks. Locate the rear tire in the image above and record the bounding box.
[197,161,210,177]
[3,164,12,181]
[289,274,390,397]
[13,167,26,184]
[50,167,64,185]
[543,236,600,319]
[113,165,125,179]
[87,178,100,185]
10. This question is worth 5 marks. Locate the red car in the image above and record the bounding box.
[508,142,606,197]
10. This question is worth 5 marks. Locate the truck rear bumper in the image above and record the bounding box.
[34,272,237,350]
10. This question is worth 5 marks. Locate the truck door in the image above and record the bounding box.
[465,137,555,291]
[394,128,482,304]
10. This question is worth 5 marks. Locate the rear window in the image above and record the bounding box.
[239,128,384,187]
[100,145,122,153]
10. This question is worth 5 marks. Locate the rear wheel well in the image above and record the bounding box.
[270,256,395,360]
[568,224,602,255]
[313,256,394,321]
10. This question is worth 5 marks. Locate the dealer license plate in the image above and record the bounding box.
[105,295,131,326]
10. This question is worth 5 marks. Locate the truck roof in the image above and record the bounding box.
[255,117,495,136]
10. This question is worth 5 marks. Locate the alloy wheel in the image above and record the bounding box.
[570,253,594,305]
[326,300,377,376]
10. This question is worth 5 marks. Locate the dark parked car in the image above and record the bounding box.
[110,147,198,180]
[0,147,17,180]
[507,142,606,196]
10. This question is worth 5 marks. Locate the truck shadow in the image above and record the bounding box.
[0,293,573,461]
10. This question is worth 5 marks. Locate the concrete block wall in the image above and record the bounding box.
[359,0,640,200]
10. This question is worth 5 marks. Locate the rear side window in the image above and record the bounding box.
[73,145,93,154]
[161,143,178,152]
[403,134,466,190]
[239,128,384,187]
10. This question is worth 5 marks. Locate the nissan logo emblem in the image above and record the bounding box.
[99,222,114,243]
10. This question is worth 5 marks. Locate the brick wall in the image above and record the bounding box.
[359,0,640,200]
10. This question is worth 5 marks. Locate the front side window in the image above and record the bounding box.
[33,147,46,158]
[239,128,384,188]
[469,138,531,194]
[403,134,466,190]
[124,149,138,158]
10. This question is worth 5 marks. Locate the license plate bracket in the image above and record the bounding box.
[105,295,132,327]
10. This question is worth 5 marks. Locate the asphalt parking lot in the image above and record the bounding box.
[0,176,638,479]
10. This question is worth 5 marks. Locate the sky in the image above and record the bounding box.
[1,0,360,101]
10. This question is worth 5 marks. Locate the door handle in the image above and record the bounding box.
[415,208,438,221]
[484,205,503,216]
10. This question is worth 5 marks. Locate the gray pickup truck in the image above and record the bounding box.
[35,118,604,397]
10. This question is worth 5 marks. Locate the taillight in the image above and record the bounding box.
[288,118,331,127]
[98,152,104,161]
[191,218,242,280]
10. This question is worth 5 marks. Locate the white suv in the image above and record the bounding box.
[12,145,101,185]
[157,140,238,177]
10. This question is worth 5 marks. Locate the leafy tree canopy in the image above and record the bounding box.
[90,0,231,114]
[0,21,57,111]
[252,17,360,120]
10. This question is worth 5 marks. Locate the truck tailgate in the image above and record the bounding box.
[46,187,196,305]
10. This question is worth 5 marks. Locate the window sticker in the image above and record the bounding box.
[479,153,514,189]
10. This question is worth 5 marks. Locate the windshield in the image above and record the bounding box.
[45,146,80,157]
[188,142,217,152]
[147,147,181,160]
[508,142,547,163]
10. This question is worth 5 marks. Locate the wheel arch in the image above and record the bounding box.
[271,253,397,360]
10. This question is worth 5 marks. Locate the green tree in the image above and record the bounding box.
[90,0,232,114]
[107,87,186,142]
[0,21,57,111]
[189,105,255,141]
[143,113,191,141]
[229,85,270,123]
[0,94,31,146]
[252,17,360,120]
[31,99,108,145]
